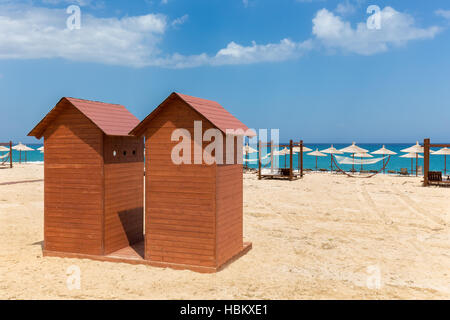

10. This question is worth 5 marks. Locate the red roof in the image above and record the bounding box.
[130,92,255,137]
[28,97,140,139]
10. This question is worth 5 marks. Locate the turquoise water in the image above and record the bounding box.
[4,143,449,175]
[3,143,44,164]
[245,143,449,175]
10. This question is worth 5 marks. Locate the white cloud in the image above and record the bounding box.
[0,3,442,68]
[171,14,188,27]
[161,0,168,4]
[435,9,450,20]
[243,0,249,8]
[312,7,441,55]
[0,4,167,67]
[0,3,313,68]
[335,1,356,16]
[41,0,104,8]
[155,39,314,68]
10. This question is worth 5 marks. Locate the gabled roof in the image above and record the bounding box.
[28,97,140,139]
[130,92,255,137]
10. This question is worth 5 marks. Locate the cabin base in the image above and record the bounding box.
[43,241,252,274]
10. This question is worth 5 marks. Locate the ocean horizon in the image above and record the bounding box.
[3,142,448,175]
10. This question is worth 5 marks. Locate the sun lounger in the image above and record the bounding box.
[399,168,409,176]
[428,171,450,186]
[319,168,328,172]
[388,170,396,174]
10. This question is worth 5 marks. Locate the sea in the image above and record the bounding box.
[4,143,449,175]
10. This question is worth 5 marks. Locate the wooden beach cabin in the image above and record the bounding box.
[130,92,253,272]
[28,98,144,257]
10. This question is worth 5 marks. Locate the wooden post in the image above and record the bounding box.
[445,155,447,176]
[9,141,12,168]
[415,153,418,177]
[289,140,293,181]
[424,138,430,186]
[270,140,274,174]
[258,140,262,180]
[300,140,304,178]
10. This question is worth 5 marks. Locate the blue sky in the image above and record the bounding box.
[0,0,449,143]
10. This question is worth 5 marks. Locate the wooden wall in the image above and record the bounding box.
[144,99,218,267]
[43,103,104,255]
[215,164,243,266]
[103,136,144,255]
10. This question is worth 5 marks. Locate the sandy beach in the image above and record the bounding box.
[0,163,449,299]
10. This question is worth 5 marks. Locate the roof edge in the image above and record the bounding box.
[129,92,255,137]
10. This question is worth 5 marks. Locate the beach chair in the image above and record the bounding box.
[388,170,396,174]
[319,168,328,172]
[399,168,409,176]
[428,171,450,186]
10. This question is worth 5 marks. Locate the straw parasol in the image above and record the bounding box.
[320,145,343,172]
[354,152,373,171]
[293,145,312,153]
[401,142,424,176]
[12,143,35,163]
[340,142,369,171]
[372,145,397,173]
[272,147,290,167]
[431,147,450,176]
[307,148,326,171]
[400,152,423,175]
[243,144,257,168]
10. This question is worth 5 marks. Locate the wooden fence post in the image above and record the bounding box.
[423,138,430,186]
[258,140,262,180]
[289,140,293,181]
[9,141,13,168]
[300,140,304,178]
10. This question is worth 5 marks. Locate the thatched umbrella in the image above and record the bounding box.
[293,145,312,153]
[354,152,373,171]
[340,142,368,171]
[401,142,424,176]
[307,149,326,171]
[321,145,343,172]
[400,152,423,175]
[243,144,257,168]
[431,147,450,176]
[12,143,35,163]
[371,145,397,173]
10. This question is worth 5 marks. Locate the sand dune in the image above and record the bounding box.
[0,164,449,299]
